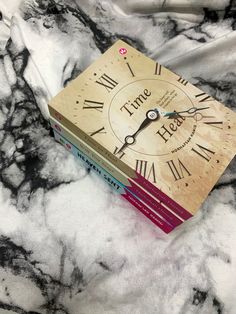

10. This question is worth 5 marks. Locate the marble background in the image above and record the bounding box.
[0,0,235,313]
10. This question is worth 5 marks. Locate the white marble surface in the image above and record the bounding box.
[0,0,235,313]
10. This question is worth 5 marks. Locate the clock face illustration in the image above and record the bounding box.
[108,78,195,156]
[49,40,236,214]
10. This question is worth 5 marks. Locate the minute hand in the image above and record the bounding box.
[164,106,210,118]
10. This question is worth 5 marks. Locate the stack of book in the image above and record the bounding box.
[48,40,236,234]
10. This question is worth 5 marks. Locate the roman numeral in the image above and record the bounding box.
[195,92,213,102]
[113,146,125,159]
[203,121,223,129]
[166,159,191,181]
[83,99,104,112]
[154,62,162,75]
[177,76,188,85]
[95,73,118,92]
[88,127,106,137]
[191,144,215,162]
[135,160,157,183]
[126,62,135,77]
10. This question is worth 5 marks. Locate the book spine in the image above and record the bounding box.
[130,174,193,220]
[50,117,183,228]
[53,129,174,233]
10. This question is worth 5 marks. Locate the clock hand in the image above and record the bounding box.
[117,109,160,153]
[164,106,210,118]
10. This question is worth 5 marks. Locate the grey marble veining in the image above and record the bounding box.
[0,0,235,313]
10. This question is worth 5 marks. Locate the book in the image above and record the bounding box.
[48,39,236,233]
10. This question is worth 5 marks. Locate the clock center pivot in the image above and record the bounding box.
[146,109,160,121]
